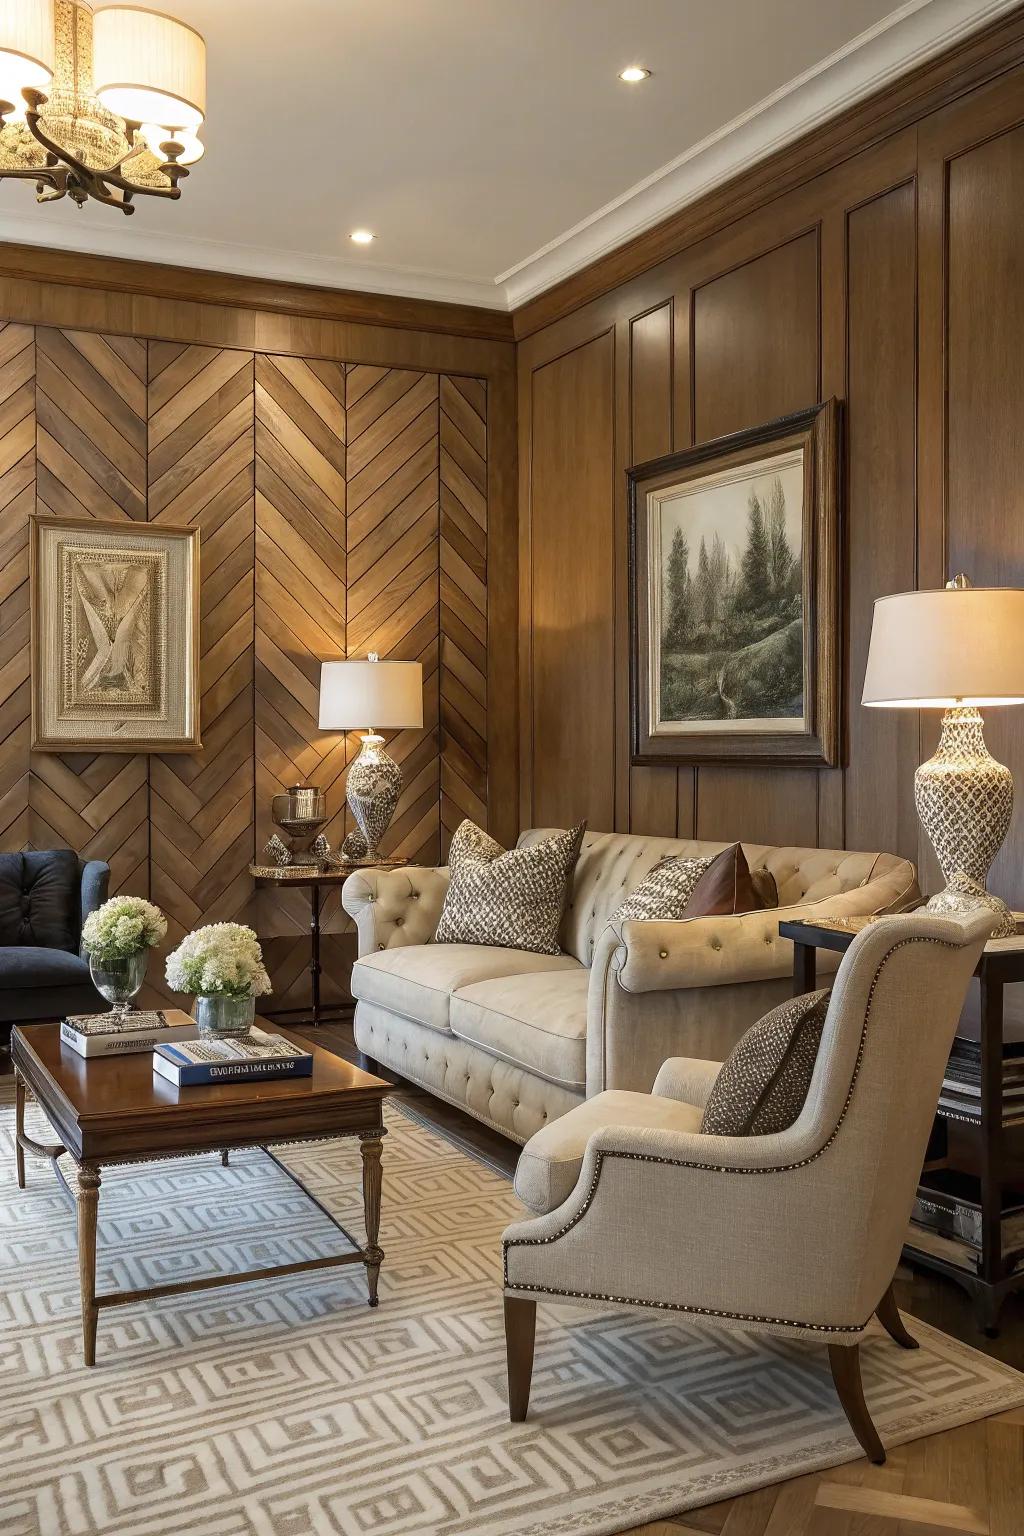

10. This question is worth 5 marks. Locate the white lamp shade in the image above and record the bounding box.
[0,0,54,105]
[93,6,206,130]
[141,121,204,164]
[319,660,423,731]
[862,587,1024,707]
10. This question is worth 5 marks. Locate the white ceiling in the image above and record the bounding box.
[0,0,1014,309]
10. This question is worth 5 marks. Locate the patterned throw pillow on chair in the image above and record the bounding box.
[435,820,586,955]
[699,988,832,1137]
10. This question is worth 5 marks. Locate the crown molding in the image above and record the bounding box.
[500,0,1023,312]
[0,238,515,342]
[0,0,1018,330]
[0,205,508,314]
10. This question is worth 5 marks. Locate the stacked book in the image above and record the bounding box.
[910,1168,1024,1276]
[938,1037,1024,1128]
[61,1009,199,1057]
[153,1027,314,1086]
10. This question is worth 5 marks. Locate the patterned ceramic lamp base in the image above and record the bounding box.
[347,734,402,858]
[916,706,1015,935]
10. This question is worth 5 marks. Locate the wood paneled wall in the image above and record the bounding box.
[0,282,515,1008]
[517,63,1024,914]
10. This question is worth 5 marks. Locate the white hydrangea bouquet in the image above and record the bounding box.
[81,896,167,962]
[165,923,272,999]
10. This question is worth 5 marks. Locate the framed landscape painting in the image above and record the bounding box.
[628,399,841,766]
[30,514,201,752]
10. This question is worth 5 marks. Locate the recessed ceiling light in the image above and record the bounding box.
[350,229,375,245]
[618,66,650,83]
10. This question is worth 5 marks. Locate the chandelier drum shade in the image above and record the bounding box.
[0,0,206,212]
[92,6,205,130]
[0,1,55,106]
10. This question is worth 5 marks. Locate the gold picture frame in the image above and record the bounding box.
[30,515,201,753]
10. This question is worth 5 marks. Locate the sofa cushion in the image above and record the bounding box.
[435,820,585,954]
[450,969,589,1092]
[700,988,832,1136]
[514,1089,703,1215]
[0,851,80,951]
[0,946,103,1024]
[350,944,581,1034]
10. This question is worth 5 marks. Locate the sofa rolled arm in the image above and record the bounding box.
[342,865,450,956]
[79,860,109,928]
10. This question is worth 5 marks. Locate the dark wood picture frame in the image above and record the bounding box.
[628,398,842,767]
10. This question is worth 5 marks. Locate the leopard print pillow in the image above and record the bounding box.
[435,820,586,955]
[700,989,831,1137]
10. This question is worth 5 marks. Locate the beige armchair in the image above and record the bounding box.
[502,909,992,1463]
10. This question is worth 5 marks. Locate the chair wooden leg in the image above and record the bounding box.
[504,1295,536,1423]
[875,1283,918,1349]
[828,1342,885,1465]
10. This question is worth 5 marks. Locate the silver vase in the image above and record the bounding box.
[194,995,255,1039]
[346,733,402,858]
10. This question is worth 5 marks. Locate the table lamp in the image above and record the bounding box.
[319,654,423,859]
[862,576,1024,934]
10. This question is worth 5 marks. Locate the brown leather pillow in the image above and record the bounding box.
[750,866,780,910]
[684,842,762,918]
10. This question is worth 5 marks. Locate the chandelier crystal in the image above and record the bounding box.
[0,0,206,213]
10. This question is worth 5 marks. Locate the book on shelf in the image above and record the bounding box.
[61,1008,199,1058]
[912,1170,1024,1256]
[937,1096,1024,1128]
[153,1027,314,1087]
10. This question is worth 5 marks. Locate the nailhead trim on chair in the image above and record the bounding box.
[504,936,957,1334]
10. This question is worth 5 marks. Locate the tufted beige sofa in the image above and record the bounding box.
[341,830,919,1143]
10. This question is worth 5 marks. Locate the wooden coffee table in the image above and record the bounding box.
[11,1022,392,1366]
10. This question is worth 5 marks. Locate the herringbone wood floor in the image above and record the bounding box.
[294,1020,1024,1536]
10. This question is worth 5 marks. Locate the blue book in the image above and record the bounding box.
[153,1027,313,1087]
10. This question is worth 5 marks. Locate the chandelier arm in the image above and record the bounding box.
[20,108,186,209]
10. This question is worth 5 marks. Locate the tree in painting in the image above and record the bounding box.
[659,472,803,724]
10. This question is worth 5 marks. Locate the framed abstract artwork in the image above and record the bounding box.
[628,399,841,766]
[30,515,201,753]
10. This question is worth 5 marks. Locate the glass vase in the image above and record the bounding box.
[89,950,147,1022]
[194,994,255,1040]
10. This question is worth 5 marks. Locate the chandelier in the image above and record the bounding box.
[0,1,206,213]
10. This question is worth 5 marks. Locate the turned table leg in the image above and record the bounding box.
[359,1130,385,1307]
[15,1070,26,1189]
[76,1165,101,1367]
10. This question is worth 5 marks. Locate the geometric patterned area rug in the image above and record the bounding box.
[2,1085,1023,1536]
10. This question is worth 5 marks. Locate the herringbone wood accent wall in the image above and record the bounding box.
[32,330,149,897]
[0,324,33,856]
[147,343,257,1001]
[0,326,490,1009]
[255,354,347,1006]
[346,366,441,866]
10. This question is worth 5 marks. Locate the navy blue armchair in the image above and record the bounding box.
[0,851,110,1032]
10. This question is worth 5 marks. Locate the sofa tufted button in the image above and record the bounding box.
[659,949,668,959]
[395,917,402,927]
[377,942,385,951]
[412,892,420,900]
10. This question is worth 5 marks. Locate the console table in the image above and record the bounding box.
[780,916,1024,1335]
[250,860,407,1027]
